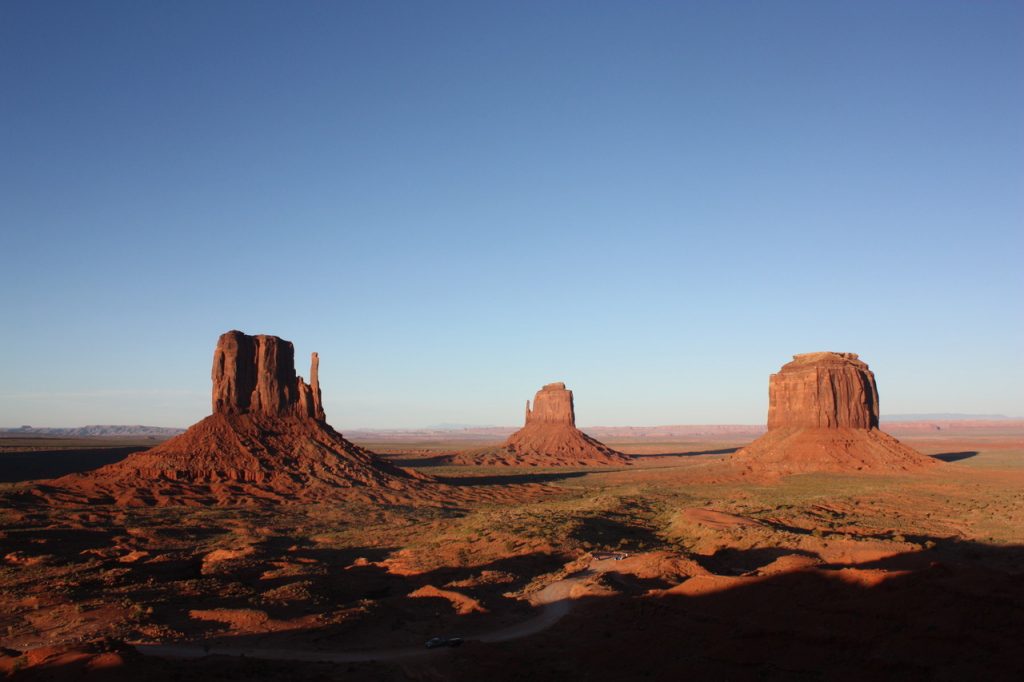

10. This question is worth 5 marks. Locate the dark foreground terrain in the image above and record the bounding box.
[1,427,1022,680]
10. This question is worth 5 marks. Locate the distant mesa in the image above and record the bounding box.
[453,382,629,466]
[0,425,185,438]
[30,330,425,506]
[729,352,937,474]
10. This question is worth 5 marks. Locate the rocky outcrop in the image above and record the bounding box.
[310,352,324,421]
[524,382,576,425]
[767,353,878,430]
[731,352,935,474]
[295,352,325,421]
[453,382,629,467]
[211,331,324,421]
[37,331,426,505]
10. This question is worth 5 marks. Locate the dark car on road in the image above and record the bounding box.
[425,636,463,649]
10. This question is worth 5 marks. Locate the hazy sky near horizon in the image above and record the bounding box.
[2,1,1022,429]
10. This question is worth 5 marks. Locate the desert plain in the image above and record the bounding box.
[1,418,1023,680]
[5,2,1022,678]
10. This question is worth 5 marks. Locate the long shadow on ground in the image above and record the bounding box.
[930,451,980,462]
[629,447,740,458]
[14,538,1021,681]
[434,471,590,486]
[0,447,147,482]
[377,454,454,468]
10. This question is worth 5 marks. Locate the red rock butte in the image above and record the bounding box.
[496,382,628,466]
[730,352,936,474]
[766,352,879,430]
[211,331,326,421]
[33,331,424,505]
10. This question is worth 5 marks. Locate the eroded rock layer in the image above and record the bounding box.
[35,413,419,505]
[731,352,935,474]
[33,331,425,505]
[454,382,629,466]
[524,382,576,425]
[767,352,878,430]
[211,331,324,420]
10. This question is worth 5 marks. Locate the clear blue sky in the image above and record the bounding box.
[2,1,1021,428]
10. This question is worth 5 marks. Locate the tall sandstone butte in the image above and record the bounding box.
[498,382,628,466]
[36,331,419,505]
[211,331,325,420]
[766,352,879,430]
[731,352,935,474]
[523,382,576,425]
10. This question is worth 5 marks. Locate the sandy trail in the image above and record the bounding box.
[135,560,612,664]
[476,569,587,643]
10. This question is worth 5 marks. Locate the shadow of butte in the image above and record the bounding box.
[628,447,740,458]
[929,451,980,462]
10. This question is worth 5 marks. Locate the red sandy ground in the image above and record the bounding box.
[449,427,629,467]
[18,414,552,509]
[0,425,1022,680]
[728,426,937,475]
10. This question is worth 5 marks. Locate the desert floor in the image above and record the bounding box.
[1,427,1022,680]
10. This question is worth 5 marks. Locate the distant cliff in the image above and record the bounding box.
[0,425,185,438]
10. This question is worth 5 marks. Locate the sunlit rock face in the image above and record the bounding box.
[730,352,935,474]
[523,382,576,426]
[767,352,879,430]
[500,382,628,466]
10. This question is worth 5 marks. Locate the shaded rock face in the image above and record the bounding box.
[212,331,324,421]
[767,352,879,430]
[731,352,934,474]
[524,382,576,426]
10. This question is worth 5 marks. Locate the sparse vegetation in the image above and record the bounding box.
[0,430,1022,677]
